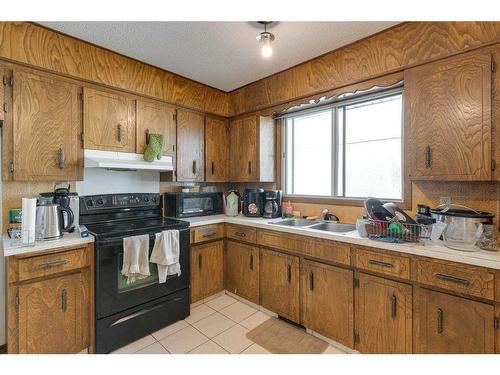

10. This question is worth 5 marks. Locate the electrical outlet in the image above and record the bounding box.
[439,196,451,206]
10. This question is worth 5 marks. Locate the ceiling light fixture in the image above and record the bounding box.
[256,21,275,58]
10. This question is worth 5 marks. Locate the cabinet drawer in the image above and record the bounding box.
[226,224,256,243]
[354,247,410,280]
[257,230,350,266]
[17,247,89,282]
[415,258,494,300]
[192,224,225,243]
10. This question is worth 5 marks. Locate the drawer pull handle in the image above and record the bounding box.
[368,259,394,268]
[425,145,432,168]
[198,254,202,269]
[117,124,123,142]
[61,289,67,312]
[309,271,314,291]
[287,264,291,283]
[57,148,65,169]
[38,259,68,269]
[391,294,397,319]
[249,254,254,271]
[234,231,246,237]
[202,231,216,238]
[435,273,471,286]
[437,308,443,334]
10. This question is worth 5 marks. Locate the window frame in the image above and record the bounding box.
[279,86,410,209]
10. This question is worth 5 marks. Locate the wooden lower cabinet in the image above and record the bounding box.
[496,306,500,354]
[225,240,259,304]
[260,248,300,322]
[18,272,89,353]
[190,240,224,303]
[301,259,354,348]
[355,273,412,353]
[414,288,495,353]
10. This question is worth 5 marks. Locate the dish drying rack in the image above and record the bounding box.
[364,218,431,243]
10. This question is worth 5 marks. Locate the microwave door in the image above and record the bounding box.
[182,197,214,216]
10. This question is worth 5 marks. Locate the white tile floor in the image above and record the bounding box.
[111,292,349,354]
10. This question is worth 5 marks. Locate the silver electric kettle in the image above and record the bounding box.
[35,203,74,241]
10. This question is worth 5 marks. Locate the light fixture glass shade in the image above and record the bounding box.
[256,31,275,58]
[261,43,272,58]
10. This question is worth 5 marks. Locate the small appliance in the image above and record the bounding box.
[164,192,223,218]
[243,188,265,217]
[263,190,282,218]
[40,183,78,232]
[35,202,74,241]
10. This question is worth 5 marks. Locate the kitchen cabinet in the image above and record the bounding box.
[301,259,354,348]
[11,70,82,181]
[136,99,176,161]
[229,114,275,182]
[414,288,495,353]
[260,248,300,322]
[83,87,136,153]
[7,244,94,354]
[0,67,4,122]
[225,240,260,304]
[355,273,412,353]
[496,306,500,354]
[190,240,224,303]
[406,51,493,181]
[205,116,229,182]
[176,109,205,181]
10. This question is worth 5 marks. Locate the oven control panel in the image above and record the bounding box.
[80,193,161,211]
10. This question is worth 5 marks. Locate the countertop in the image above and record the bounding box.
[2,231,95,257]
[183,214,500,270]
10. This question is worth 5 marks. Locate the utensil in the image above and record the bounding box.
[364,197,393,221]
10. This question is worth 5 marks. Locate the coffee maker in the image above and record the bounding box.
[243,188,265,217]
[263,190,282,218]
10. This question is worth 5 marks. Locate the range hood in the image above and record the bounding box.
[84,149,174,171]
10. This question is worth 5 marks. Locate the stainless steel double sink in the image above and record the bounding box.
[269,218,356,233]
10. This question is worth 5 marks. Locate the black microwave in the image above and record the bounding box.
[164,192,223,218]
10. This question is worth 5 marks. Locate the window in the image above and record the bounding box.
[283,90,403,201]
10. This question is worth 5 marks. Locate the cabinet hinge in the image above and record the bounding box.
[491,160,496,171]
[14,294,19,307]
[3,75,13,87]
[354,332,360,343]
[9,161,14,173]
[3,103,7,113]
[353,278,359,288]
[494,317,499,330]
[2,75,7,86]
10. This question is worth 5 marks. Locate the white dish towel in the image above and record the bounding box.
[121,234,150,284]
[150,230,181,283]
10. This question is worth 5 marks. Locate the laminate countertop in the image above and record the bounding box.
[181,214,500,270]
[2,231,95,257]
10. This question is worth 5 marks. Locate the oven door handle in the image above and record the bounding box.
[110,297,183,327]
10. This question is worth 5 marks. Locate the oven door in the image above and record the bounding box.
[95,228,190,319]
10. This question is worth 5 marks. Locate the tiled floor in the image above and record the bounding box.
[111,292,348,354]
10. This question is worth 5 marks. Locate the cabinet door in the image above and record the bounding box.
[355,273,412,353]
[205,116,229,182]
[406,52,492,180]
[136,100,176,160]
[229,114,259,181]
[225,240,259,304]
[496,306,500,354]
[18,272,89,353]
[301,259,354,348]
[260,248,300,322]
[190,240,224,303]
[83,87,135,152]
[13,71,81,181]
[176,109,205,181]
[0,66,4,122]
[414,288,495,353]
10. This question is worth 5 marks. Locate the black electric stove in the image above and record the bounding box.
[80,193,190,354]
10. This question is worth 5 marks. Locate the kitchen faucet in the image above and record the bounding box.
[322,209,339,222]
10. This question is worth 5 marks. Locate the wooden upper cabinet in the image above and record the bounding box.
[301,259,354,348]
[260,249,300,323]
[225,240,260,304]
[176,109,205,181]
[414,288,495,353]
[17,271,89,353]
[205,116,229,182]
[83,87,135,152]
[406,51,493,180]
[136,100,176,160]
[190,240,224,303]
[0,66,4,122]
[12,70,82,181]
[355,273,412,354]
[229,114,275,182]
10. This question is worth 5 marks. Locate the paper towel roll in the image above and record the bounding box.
[21,197,37,244]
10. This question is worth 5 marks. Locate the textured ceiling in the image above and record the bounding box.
[40,22,399,91]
